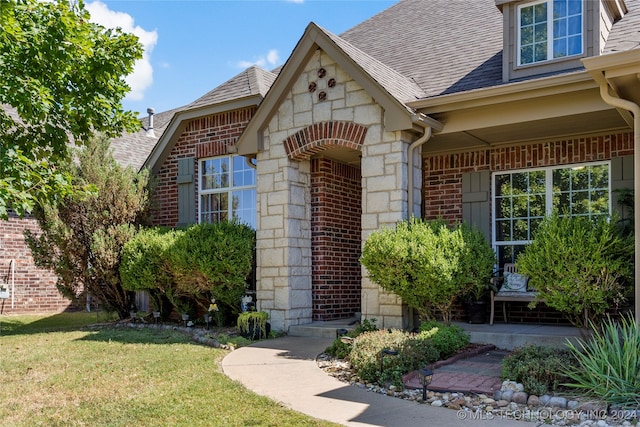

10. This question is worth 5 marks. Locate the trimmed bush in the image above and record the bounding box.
[517,213,633,330]
[361,218,495,324]
[564,314,640,408]
[120,227,179,318]
[121,221,255,322]
[169,221,255,317]
[501,345,577,396]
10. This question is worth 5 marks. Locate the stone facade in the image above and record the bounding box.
[253,49,418,331]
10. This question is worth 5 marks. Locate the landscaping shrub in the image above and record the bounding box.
[349,329,439,387]
[325,318,378,359]
[564,314,640,408]
[418,320,470,359]
[517,213,633,330]
[361,218,495,324]
[121,221,255,323]
[501,345,577,396]
[120,227,179,319]
[169,221,255,317]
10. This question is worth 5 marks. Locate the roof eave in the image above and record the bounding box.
[143,94,263,173]
[407,71,597,114]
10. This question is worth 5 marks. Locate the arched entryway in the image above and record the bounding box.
[284,121,365,321]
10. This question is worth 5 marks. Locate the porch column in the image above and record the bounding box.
[360,129,414,329]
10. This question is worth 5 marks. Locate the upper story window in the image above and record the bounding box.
[199,155,256,229]
[518,0,583,65]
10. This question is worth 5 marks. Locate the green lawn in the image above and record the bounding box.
[0,312,338,427]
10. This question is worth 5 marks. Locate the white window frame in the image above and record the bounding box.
[198,155,256,229]
[491,161,610,263]
[517,0,584,66]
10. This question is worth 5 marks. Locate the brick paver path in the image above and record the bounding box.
[404,349,509,395]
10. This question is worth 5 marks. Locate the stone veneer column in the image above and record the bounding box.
[360,130,413,330]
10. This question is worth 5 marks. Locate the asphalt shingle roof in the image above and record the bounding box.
[111,107,182,170]
[186,65,277,110]
[339,0,504,97]
[113,0,640,167]
[604,0,640,52]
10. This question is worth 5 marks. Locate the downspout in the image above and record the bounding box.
[596,79,640,327]
[407,115,433,218]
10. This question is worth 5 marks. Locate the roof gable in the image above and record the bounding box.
[236,22,428,156]
[143,66,275,172]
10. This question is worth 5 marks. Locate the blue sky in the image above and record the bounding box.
[86,1,396,117]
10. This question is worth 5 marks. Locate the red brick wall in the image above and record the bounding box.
[311,157,362,321]
[0,213,73,313]
[424,132,634,324]
[151,107,256,227]
[423,132,634,222]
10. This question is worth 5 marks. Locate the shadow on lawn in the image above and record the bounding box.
[0,310,117,336]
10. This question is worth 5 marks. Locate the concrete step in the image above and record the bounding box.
[288,318,359,339]
[288,319,587,351]
[456,322,588,351]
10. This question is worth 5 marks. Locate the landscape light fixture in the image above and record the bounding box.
[419,367,434,401]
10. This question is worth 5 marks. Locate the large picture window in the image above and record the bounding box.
[492,162,609,265]
[518,0,583,65]
[199,155,256,229]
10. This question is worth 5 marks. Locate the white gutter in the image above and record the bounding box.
[407,115,433,218]
[596,80,640,327]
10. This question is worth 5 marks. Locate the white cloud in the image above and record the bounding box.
[85,1,158,101]
[237,49,280,69]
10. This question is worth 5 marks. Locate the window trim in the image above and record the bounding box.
[516,0,585,67]
[491,161,611,254]
[198,154,256,228]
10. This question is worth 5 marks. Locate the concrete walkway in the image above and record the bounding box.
[221,336,525,427]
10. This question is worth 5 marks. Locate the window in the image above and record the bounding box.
[492,162,609,265]
[518,0,583,65]
[199,155,256,229]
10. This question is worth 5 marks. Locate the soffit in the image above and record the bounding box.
[420,84,630,154]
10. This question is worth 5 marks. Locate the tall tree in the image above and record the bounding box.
[25,136,152,319]
[0,0,143,218]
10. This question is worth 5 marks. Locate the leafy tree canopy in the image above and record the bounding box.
[0,0,143,218]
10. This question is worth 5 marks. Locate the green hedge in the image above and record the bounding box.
[121,221,255,321]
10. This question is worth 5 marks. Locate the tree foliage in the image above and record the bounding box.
[517,213,633,330]
[25,136,152,319]
[0,0,143,218]
[360,218,495,324]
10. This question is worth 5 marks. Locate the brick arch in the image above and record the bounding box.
[283,121,367,161]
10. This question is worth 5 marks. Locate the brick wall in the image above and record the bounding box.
[425,132,634,324]
[0,213,74,313]
[311,157,362,320]
[423,132,634,221]
[151,107,256,227]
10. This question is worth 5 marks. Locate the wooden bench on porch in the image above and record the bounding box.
[489,263,543,325]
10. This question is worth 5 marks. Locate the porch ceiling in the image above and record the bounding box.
[422,108,629,154]
[419,82,633,155]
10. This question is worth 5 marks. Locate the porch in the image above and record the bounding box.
[288,318,587,351]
